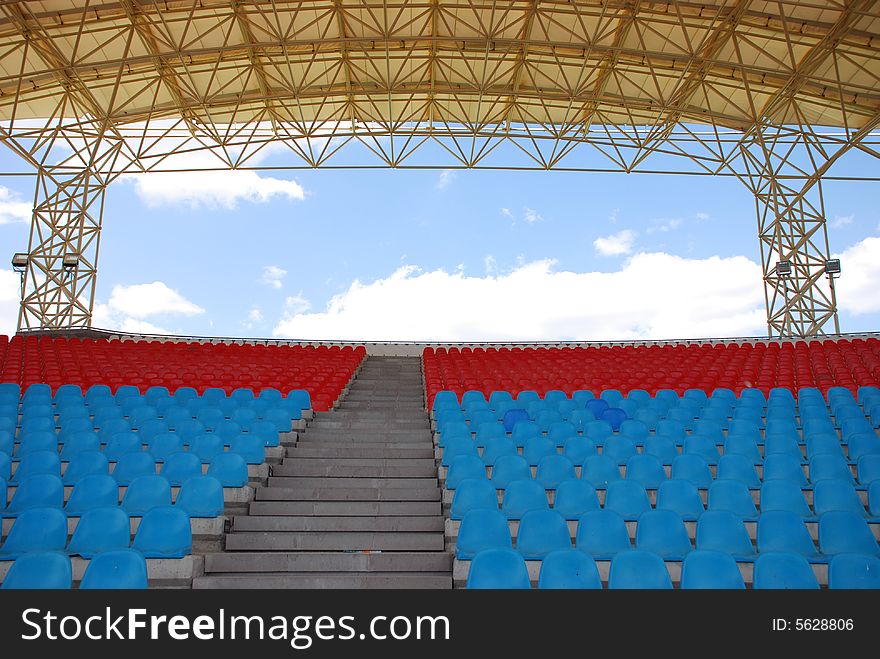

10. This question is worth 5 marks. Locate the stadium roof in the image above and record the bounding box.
[0,1,876,139]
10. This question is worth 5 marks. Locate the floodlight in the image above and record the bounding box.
[824,259,841,275]
[775,261,792,277]
[11,252,28,271]
[62,253,80,270]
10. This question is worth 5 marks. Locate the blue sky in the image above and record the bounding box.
[0,145,878,341]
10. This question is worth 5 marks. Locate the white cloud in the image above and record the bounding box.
[696,212,710,221]
[831,214,854,229]
[0,269,20,336]
[260,265,287,290]
[272,253,766,341]
[435,170,456,190]
[124,150,305,209]
[594,229,637,256]
[92,281,204,334]
[484,255,498,275]
[0,186,31,225]
[248,307,263,322]
[524,208,544,224]
[500,208,514,220]
[647,218,683,234]
[279,293,312,322]
[834,235,880,315]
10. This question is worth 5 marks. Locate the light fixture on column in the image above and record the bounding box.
[824,259,841,277]
[62,252,80,271]
[11,252,28,272]
[775,260,792,277]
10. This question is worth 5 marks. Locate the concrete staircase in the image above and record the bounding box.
[194,356,451,588]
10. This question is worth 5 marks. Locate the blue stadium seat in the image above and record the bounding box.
[10,450,61,484]
[620,419,649,445]
[608,550,672,589]
[63,450,109,485]
[215,420,243,445]
[624,454,666,489]
[432,391,459,412]
[644,437,677,466]
[753,552,819,589]
[548,421,577,447]
[502,409,530,433]
[197,408,224,432]
[581,455,622,489]
[230,434,264,464]
[813,478,866,517]
[450,479,498,520]
[208,453,248,487]
[60,431,101,461]
[576,510,632,559]
[806,433,844,460]
[164,407,194,431]
[537,550,602,589]
[501,479,549,519]
[190,433,224,462]
[553,479,600,520]
[441,435,478,467]
[764,434,804,460]
[828,553,880,589]
[562,436,597,464]
[16,430,58,457]
[249,420,280,447]
[603,437,637,465]
[604,480,650,520]
[175,476,224,517]
[97,417,130,443]
[516,509,571,559]
[121,474,172,516]
[810,454,854,484]
[708,479,758,518]
[870,480,880,518]
[487,454,528,490]
[80,549,149,589]
[680,551,746,589]
[455,509,512,560]
[162,451,204,486]
[104,431,141,462]
[466,549,531,589]
[489,391,514,410]
[757,510,820,559]
[535,454,576,489]
[5,473,64,514]
[480,436,516,466]
[112,451,157,485]
[656,479,704,521]
[285,390,311,415]
[818,511,879,556]
[446,455,486,490]
[1,551,72,589]
[67,506,131,558]
[636,509,692,560]
[511,422,539,448]
[684,435,720,465]
[601,408,627,432]
[462,390,487,410]
[0,507,68,559]
[763,454,808,486]
[584,420,613,444]
[695,510,755,559]
[65,474,119,515]
[722,436,763,465]
[671,454,714,489]
[131,505,191,558]
[568,409,595,432]
[0,431,11,459]
[523,435,556,467]
[148,433,184,462]
[137,419,168,444]
[848,433,880,462]
[760,480,813,518]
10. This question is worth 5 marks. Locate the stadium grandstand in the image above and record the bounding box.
[0,0,878,594]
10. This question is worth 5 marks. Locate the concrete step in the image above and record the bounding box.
[272,461,437,478]
[233,516,445,533]
[309,421,429,430]
[193,572,451,589]
[255,486,441,501]
[203,551,452,574]
[298,431,432,442]
[267,476,439,489]
[248,501,442,516]
[285,446,434,459]
[224,532,444,551]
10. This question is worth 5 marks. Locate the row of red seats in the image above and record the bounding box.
[423,339,880,405]
[0,335,366,411]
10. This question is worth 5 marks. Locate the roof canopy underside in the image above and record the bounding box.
[0,0,877,134]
